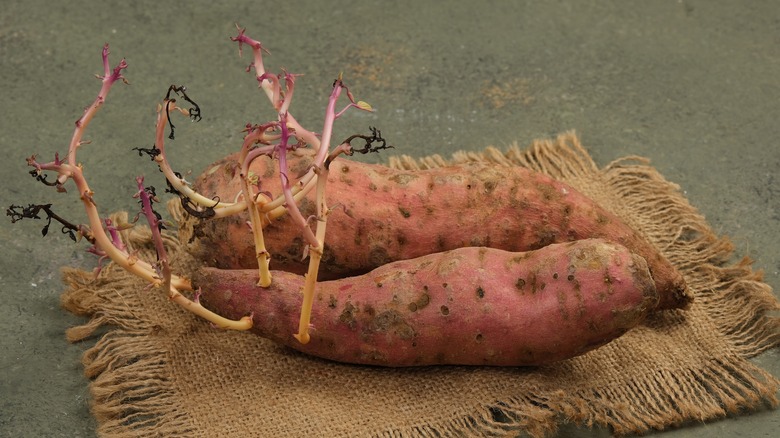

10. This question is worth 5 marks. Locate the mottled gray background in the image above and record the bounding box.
[1,1,777,436]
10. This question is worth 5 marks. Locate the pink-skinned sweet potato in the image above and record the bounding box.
[191,150,690,310]
[195,239,658,366]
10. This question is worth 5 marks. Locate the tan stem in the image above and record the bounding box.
[293,166,330,344]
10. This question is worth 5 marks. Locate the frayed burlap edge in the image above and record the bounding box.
[61,132,779,437]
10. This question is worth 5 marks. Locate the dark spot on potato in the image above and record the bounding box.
[328,295,338,309]
[484,180,497,193]
[553,272,559,280]
[361,349,387,363]
[368,182,378,191]
[369,246,392,266]
[398,207,411,218]
[369,310,415,340]
[596,213,610,225]
[364,305,376,317]
[397,233,407,245]
[529,272,538,294]
[475,333,484,343]
[417,292,430,309]
[297,197,316,217]
[516,278,526,290]
[389,173,419,186]
[534,228,558,249]
[341,165,349,173]
[339,302,358,329]
[557,291,569,321]
[442,282,448,288]
[408,292,431,312]
[537,183,560,202]
[567,274,575,281]
[466,184,472,190]
[440,305,450,315]
[540,282,546,291]
[476,287,485,299]
[291,155,313,175]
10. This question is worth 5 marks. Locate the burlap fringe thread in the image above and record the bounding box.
[61,132,779,437]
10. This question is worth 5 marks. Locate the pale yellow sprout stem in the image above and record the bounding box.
[293,164,331,344]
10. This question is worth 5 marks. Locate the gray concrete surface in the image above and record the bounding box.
[1,1,777,436]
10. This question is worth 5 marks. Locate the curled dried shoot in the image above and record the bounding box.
[9,45,251,331]
[139,88,239,219]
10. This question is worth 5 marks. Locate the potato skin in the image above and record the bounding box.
[192,151,689,310]
[195,239,658,367]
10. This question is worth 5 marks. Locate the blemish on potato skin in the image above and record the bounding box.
[368,310,415,340]
[389,173,418,186]
[368,245,392,266]
[408,291,431,312]
[476,287,485,299]
[515,278,526,290]
[528,272,538,294]
[339,302,358,329]
[533,228,558,249]
[475,332,484,343]
[440,305,450,316]
[339,165,353,185]
[536,183,558,201]
[398,206,411,218]
[557,290,570,321]
[417,292,430,309]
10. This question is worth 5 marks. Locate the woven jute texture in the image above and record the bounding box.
[61,132,779,437]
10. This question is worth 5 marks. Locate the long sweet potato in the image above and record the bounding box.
[191,150,690,310]
[195,239,658,366]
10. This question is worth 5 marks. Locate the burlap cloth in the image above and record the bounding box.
[61,133,779,437]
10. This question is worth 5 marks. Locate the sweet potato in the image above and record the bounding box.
[191,150,690,310]
[195,239,658,366]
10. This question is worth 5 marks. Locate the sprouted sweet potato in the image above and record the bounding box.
[190,149,691,311]
[195,239,659,366]
[8,26,675,361]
